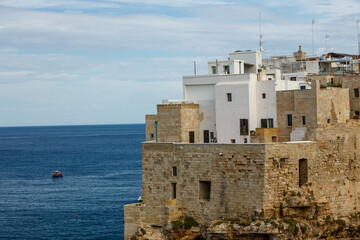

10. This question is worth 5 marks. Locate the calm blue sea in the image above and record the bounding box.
[0,124,144,240]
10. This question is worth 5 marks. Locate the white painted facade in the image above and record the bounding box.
[171,50,309,143]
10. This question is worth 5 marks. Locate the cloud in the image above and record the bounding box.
[0,1,359,126]
[0,0,230,10]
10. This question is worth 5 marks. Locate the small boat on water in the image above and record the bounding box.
[52,171,63,178]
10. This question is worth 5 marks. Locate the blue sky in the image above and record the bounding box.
[0,0,359,126]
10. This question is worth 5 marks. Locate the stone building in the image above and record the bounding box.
[145,103,200,143]
[125,52,360,239]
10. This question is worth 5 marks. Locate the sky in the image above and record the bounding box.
[0,0,359,126]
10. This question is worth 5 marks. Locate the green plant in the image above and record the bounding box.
[284,218,298,235]
[270,221,278,228]
[335,219,346,228]
[297,192,301,197]
[255,222,261,227]
[239,220,251,227]
[172,221,184,230]
[184,216,199,229]
[301,226,307,233]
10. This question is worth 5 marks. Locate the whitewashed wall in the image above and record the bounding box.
[256,80,277,128]
[197,100,216,142]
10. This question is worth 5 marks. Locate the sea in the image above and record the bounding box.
[0,124,144,240]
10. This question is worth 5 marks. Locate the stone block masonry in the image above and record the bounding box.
[145,103,200,143]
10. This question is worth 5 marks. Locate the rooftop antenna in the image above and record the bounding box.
[194,61,197,76]
[357,19,360,56]
[357,19,360,73]
[312,19,316,56]
[325,34,329,54]
[259,12,264,53]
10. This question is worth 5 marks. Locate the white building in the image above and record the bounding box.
[180,50,305,144]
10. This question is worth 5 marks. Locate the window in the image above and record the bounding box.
[356,111,360,116]
[150,133,154,139]
[227,93,232,102]
[262,93,266,99]
[189,131,195,143]
[210,132,214,140]
[171,183,177,199]
[261,118,274,128]
[240,119,249,135]
[300,85,306,90]
[355,88,359,98]
[302,116,306,125]
[287,114,293,126]
[231,139,235,143]
[261,119,267,128]
[299,159,308,187]
[203,130,209,143]
[327,119,331,124]
[199,181,211,201]
[330,78,334,85]
[272,136,277,142]
[211,66,217,74]
[224,65,230,74]
[244,138,247,143]
[268,119,274,128]
[172,166,177,176]
[290,77,297,81]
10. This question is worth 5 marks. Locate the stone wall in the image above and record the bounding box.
[145,114,157,142]
[341,75,360,118]
[125,125,360,238]
[142,143,267,224]
[277,80,350,142]
[250,128,277,143]
[146,104,200,143]
[145,104,200,143]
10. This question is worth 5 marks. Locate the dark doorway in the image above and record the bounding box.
[203,130,209,143]
[189,131,195,143]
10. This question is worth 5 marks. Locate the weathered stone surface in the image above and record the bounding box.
[145,104,200,143]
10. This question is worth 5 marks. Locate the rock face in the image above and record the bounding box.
[130,213,360,240]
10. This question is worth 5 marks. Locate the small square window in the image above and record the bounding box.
[231,139,235,143]
[150,133,154,139]
[355,111,360,116]
[172,166,177,176]
[327,119,331,123]
[262,93,266,99]
[290,77,297,81]
[227,93,232,102]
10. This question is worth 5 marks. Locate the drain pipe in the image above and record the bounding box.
[155,120,158,142]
